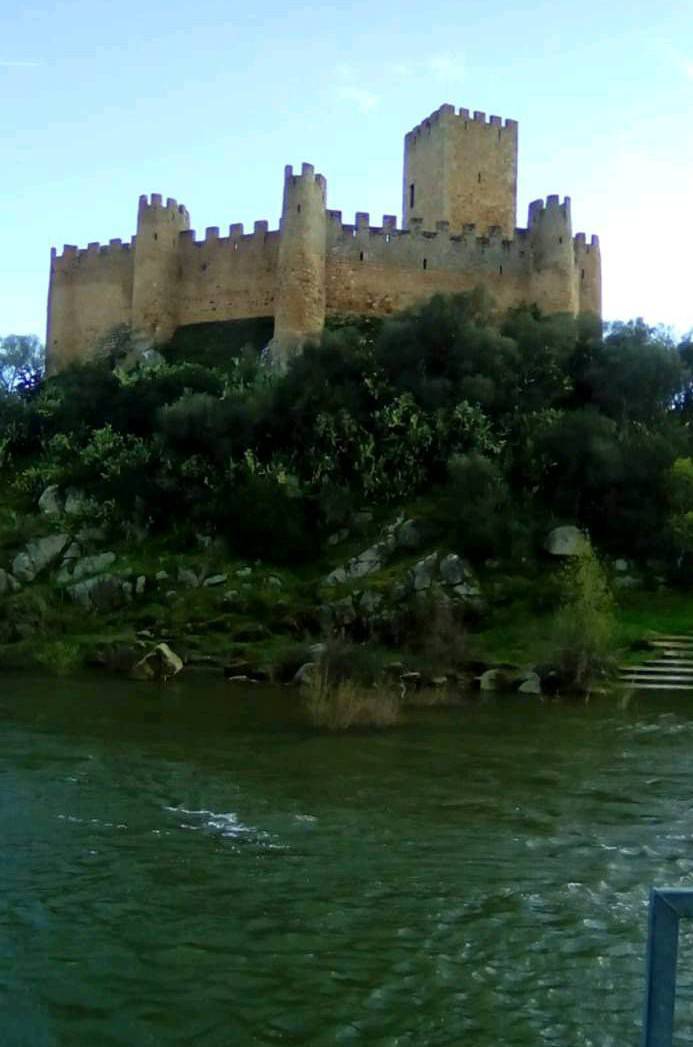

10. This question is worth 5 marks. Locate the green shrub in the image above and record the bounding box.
[551,543,616,692]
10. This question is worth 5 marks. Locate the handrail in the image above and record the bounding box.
[642,888,693,1045]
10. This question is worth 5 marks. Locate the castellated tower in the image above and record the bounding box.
[131,194,190,344]
[403,105,518,237]
[270,163,327,368]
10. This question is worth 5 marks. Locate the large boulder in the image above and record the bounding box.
[544,526,589,557]
[67,574,129,611]
[12,533,71,583]
[131,642,183,681]
[38,485,63,516]
[439,553,467,586]
[64,488,97,517]
[71,552,116,582]
[411,553,438,592]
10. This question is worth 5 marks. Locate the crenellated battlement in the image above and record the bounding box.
[46,99,601,373]
[137,193,189,220]
[406,103,518,145]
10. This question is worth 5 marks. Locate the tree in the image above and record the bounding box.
[551,543,616,693]
[0,335,45,393]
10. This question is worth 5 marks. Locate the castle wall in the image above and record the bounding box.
[176,223,279,327]
[575,233,602,316]
[47,241,134,373]
[324,212,531,317]
[403,105,518,238]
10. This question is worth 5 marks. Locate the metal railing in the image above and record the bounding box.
[642,888,693,1045]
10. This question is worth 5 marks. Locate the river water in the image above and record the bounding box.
[3,675,693,1046]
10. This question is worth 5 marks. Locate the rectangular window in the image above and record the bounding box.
[409,183,415,208]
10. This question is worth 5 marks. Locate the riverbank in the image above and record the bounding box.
[0,491,684,691]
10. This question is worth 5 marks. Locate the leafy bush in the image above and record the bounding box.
[551,543,616,692]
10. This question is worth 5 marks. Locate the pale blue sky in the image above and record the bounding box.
[2,0,692,340]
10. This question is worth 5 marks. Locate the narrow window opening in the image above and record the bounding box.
[297,204,301,213]
[581,268,585,280]
[359,251,364,262]
[478,172,482,183]
[409,183,415,208]
[385,233,390,243]
[498,129,501,142]
[201,262,207,271]
[499,264,503,275]
[153,232,158,241]
[422,258,428,270]
[233,242,238,251]
[558,236,563,244]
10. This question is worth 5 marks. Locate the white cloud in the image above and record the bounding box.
[336,85,379,114]
[685,61,693,79]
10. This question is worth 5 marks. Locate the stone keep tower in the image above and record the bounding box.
[403,105,518,237]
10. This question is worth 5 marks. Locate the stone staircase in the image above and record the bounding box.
[619,634,693,691]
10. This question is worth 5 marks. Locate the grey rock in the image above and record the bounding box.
[452,581,481,600]
[293,662,317,686]
[131,642,183,682]
[412,553,438,592]
[68,574,126,612]
[395,518,421,550]
[72,552,116,582]
[439,553,467,586]
[13,533,71,583]
[64,487,96,517]
[517,672,542,695]
[480,669,508,692]
[155,570,169,582]
[135,575,146,596]
[236,566,252,579]
[327,529,349,547]
[614,558,629,572]
[0,568,20,595]
[325,566,347,586]
[359,589,383,615]
[223,589,240,604]
[544,525,589,557]
[431,676,448,687]
[121,581,133,601]
[177,567,200,588]
[38,485,63,516]
[308,642,327,660]
[203,573,228,587]
[267,575,283,590]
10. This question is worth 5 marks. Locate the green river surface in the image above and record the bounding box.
[3,674,693,1046]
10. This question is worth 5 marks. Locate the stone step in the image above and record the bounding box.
[618,683,693,691]
[619,678,693,686]
[643,659,693,666]
[620,664,693,673]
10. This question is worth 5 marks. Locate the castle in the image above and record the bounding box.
[46,103,601,372]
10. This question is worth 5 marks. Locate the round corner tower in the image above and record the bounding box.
[527,196,579,315]
[131,194,190,344]
[270,164,327,368]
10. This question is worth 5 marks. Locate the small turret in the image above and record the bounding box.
[574,232,602,317]
[270,164,327,368]
[528,196,579,314]
[131,194,190,344]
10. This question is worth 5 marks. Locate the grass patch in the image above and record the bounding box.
[303,668,400,730]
